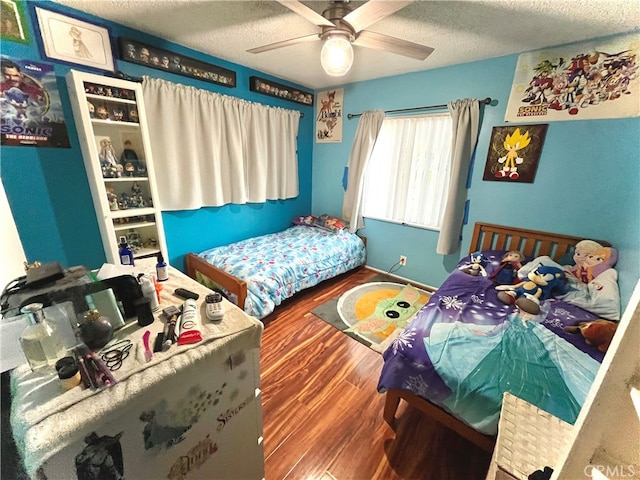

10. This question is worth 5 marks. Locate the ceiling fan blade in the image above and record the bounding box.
[277,0,335,27]
[343,0,414,33]
[247,33,320,54]
[354,30,434,60]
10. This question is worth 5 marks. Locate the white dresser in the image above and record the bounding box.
[10,262,264,479]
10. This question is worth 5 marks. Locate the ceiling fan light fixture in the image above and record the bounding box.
[320,35,354,76]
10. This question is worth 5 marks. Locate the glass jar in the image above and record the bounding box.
[19,303,67,371]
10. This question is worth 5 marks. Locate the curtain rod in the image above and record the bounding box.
[346,97,493,119]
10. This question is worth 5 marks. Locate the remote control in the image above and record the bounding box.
[205,293,224,321]
[174,288,200,300]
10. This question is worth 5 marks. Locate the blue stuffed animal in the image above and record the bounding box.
[459,251,488,277]
[496,263,565,314]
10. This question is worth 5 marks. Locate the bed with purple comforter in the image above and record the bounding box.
[377,250,610,436]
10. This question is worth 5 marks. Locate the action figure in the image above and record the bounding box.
[120,140,142,176]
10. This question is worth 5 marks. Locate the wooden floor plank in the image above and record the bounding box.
[260,267,492,480]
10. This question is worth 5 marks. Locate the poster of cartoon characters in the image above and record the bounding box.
[316,88,343,143]
[482,124,548,183]
[1,55,71,147]
[504,32,639,122]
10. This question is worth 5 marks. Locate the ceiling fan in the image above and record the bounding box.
[247,0,434,77]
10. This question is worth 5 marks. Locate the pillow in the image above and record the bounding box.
[313,214,347,233]
[292,215,317,227]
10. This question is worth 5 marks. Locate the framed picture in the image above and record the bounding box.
[482,124,548,183]
[1,0,30,43]
[250,76,314,106]
[32,5,115,72]
[316,88,343,143]
[118,38,236,88]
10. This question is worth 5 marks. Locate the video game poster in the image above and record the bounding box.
[504,32,639,122]
[1,55,71,147]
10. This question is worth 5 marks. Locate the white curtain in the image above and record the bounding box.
[141,77,300,211]
[436,98,480,254]
[342,110,385,232]
[362,113,453,229]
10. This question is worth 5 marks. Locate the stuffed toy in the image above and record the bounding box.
[564,319,618,352]
[488,250,524,285]
[496,263,565,315]
[459,251,488,277]
[566,240,618,284]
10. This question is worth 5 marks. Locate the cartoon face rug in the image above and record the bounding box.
[341,283,430,345]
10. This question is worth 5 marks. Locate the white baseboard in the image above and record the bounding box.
[365,266,438,293]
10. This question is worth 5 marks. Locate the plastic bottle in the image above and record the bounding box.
[118,236,135,266]
[19,303,67,371]
[156,252,169,281]
[140,275,160,311]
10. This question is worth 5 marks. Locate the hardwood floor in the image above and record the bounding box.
[259,266,492,480]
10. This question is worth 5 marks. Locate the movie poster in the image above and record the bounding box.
[316,88,343,143]
[1,55,71,147]
[504,32,640,122]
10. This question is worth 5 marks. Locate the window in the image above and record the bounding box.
[362,113,453,230]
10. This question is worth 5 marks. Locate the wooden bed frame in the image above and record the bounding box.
[382,222,589,453]
[185,234,366,314]
[186,253,249,311]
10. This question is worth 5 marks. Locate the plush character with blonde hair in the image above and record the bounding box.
[567,240,617,284]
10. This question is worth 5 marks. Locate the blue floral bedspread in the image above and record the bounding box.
[198,225,366,319]
[377,251,604,436]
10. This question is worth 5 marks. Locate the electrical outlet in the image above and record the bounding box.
[399,255,407,266]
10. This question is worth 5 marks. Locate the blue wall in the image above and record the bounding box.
[2,2,638,308]
[311,39,640,307]
[1,0,314,271]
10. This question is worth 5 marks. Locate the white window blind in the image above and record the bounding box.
[362,113,453,230]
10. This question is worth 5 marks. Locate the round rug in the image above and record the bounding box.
[337,282,431,351]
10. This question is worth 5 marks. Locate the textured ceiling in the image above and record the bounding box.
[54,0,640,90]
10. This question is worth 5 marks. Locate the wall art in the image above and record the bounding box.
[33,6,115,72]
[119,38,236,88]
[1,0,29,43]
[249,76,313,106]
[0,55,71,148]
[316,88,343,143]
[482,124,548,183]
[505,32,639,122]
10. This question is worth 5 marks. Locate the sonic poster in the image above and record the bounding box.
[482,124,548,183]
[504,33,639,122]
[1,55,71,147]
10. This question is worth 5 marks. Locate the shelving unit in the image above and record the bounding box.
[66,69,168,265]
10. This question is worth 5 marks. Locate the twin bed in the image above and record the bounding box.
[185,218,366,319]
[185,220,618,452]
[378,222,618,451]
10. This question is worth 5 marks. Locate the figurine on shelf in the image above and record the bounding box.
[112,107,124,121]
[127,108,139,123]
[99,138,119,168]
[131,181,143,197]
[127,231,143,251]
[120,140,142,176]
[119,192,130,209]
[96,104,109,120]
[87,101,95,118]
[106,187,119,211]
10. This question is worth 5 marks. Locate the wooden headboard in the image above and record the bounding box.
[469,222,587,262]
